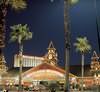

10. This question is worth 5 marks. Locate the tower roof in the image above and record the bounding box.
[91,51,99,60]
[92,51,98,57]
[47,41,55,50]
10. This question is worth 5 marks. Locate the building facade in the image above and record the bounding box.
[14,41,58,67]
[14,54,44,67]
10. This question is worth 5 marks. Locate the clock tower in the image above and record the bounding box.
[0,51,7,75]
[90,51,100,77]
[43,41,58,66]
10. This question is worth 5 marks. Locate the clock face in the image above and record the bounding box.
[48,54,52,59]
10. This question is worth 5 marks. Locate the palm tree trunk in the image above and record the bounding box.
[19,43,23,92]
[0,1,7,48]
[64,0,70,91]
[0,0,7,76]
[65,47,70,92]
[81,54,84,92]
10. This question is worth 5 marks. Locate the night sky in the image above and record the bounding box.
[70,0,100,65]
[3,0,100,68]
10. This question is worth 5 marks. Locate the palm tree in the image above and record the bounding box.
[0,0,27,72]
[74,37,91,92]
[10,24,32,91]
[64,0,79,91]
[0,0,27,46]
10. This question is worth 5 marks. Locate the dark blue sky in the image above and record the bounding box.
[4,0,100,68]
[70,0,100,65]
[5,0,64,68]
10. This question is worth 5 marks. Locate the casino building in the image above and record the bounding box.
[14,41,58,68]
[2,41,100,90]
[0,41,76,88]
[14,55,43,68]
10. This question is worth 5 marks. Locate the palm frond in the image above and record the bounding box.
[69,0,79,6]
[10,24,32,43]
[9,0,27,10]
[74,37,91,54]
[24,32,33,40]
[9,35,17,42]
